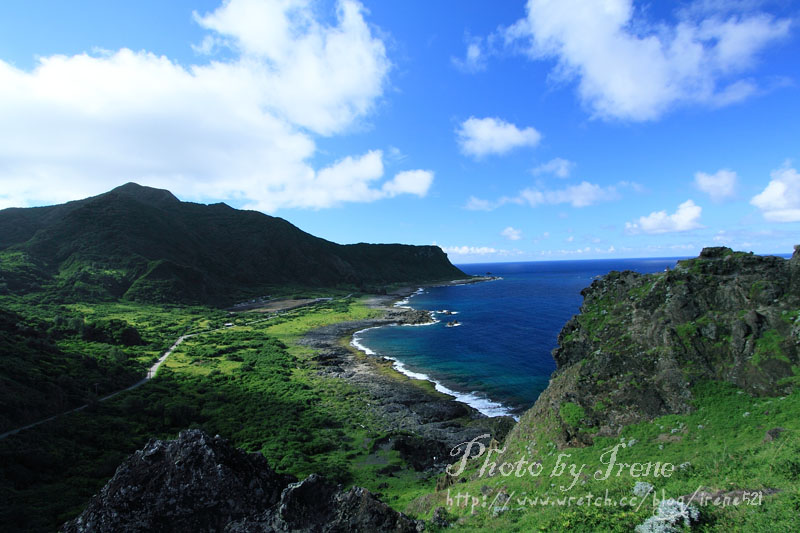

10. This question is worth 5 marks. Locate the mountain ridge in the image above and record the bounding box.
[0,183,465,305]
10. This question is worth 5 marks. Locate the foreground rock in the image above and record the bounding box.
[504,247,800,450]
[61,429,423,533]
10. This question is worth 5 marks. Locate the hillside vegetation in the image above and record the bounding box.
[416,247,800,531]
[0,183,465,305]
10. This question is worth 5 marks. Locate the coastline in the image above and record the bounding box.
[351,284,517,420]
[296,279,516,463]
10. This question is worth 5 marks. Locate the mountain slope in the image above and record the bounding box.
[504,246,800,451]
[0,183,465,304]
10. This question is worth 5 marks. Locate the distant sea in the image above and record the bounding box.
[352,258,688,419]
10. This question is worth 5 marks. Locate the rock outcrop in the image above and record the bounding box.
[61,429,423,533]
[504,247,800,450]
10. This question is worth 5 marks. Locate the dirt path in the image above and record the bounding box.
[0,333,201,441]
[0,295,349,441]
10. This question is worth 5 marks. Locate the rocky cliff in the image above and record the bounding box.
[61,429,423,533]
[504,246,800,450]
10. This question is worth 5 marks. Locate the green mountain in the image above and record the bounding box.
[0,183,465,304]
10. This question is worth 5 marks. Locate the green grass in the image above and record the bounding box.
[753,329,791,366]
[560,402,586,427]
[412,381,800,532]
[2,292,799,532]
[0,296,434,532]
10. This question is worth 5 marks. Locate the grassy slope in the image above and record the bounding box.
[0,297,434,532]
[2,296,798,532]
[408,386,800,532]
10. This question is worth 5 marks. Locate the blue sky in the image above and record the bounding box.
[0,0,798,262]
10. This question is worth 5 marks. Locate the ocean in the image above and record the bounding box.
[352,257,687,419]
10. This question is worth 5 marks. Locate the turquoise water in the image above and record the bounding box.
[353,258,685,418]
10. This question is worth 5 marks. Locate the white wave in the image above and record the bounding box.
[434,310,459,315]
[393,298,411,309]
[351,326,388,355]
[393,287,424,309]
[350,326,518,420]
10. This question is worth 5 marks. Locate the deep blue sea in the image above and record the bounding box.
[353,258,687,418]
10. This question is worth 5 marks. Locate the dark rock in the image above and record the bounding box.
[228,474,424,532]
[763,427,786,443]
[435,472,455,492]
[699,246,733,259]
[381,434,451,471]
[61,430,421,533]
[431,506,450,528]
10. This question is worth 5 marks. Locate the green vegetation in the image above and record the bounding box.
[752,329,790,366]
[559,401,586,427]
[2,241,799,532]
[0,296,432,532]
[3,295,799,532]
[0,183,465,306]
[417,381,800,532]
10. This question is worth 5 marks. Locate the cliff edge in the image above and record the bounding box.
[504,246,800,451]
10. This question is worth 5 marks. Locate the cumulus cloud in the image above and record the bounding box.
[750,165,800,222]
[0,0,436,212]
[532,157,575,178]
[456,117,541,158]
[382,169,434,198]
[505,0,790,120]
[501,226,522,240]
[625,199,703,234]
[694,169,737,202]
[520,181,619,207]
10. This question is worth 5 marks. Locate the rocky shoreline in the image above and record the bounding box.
[297,284,514,471]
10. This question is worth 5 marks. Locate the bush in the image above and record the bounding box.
[559,401,586,427]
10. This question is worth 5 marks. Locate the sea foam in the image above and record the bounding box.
[352,287,517,420]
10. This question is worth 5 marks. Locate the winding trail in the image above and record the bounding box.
[0,334,198,441]
[0,295,348,441]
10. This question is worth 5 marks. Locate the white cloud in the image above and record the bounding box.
[750,165,800,222]
[520,181,619,207]
[539,245,616,256]
[464,196,495,211]
[625,199,703,234]
[452,39,487,73]
[382,169,434,198]
[694,169,737,202]
[532,157,575,178]
[438,245,501,255]
[0,0,438,212]
[501,226,522,240]
[456,117,541,158]
[194,0,388,135]
[505,0,790,120]
[464,180,619,211]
